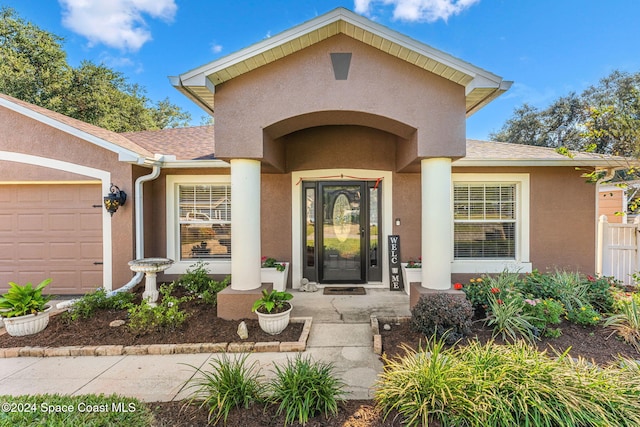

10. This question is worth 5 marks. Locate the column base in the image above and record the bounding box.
[217,283,273,320]
[409,282,466,309]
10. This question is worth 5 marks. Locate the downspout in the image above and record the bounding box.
[56,162,162,309]
[107,164,162,295]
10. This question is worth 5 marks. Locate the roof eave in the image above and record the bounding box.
[0,96,151,162]
[453,158,632,168]
[174,8,510,115]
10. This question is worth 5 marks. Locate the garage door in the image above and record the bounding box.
[0,184,103,294]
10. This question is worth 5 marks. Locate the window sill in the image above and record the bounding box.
[452,260,532,274]
[165,259,231,275]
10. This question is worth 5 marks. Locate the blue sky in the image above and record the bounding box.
[2,0,640,140]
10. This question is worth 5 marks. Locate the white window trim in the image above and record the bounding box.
[165,175,231,275]
[451,173,532,274]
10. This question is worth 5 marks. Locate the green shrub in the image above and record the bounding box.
[65,288,134,321]
[484,295,538,342]
[127,284,191,334]
[522,297,565,336]
[176,261,229,305]
[183,353,265,425]
[268,355,345,427]
[463,271,522,315]
[375,337,640,427]
[411,293,473,343]
[566,303,602,326]
[518,269,559,299]
[199,276,230,305]
[585,275,617,312]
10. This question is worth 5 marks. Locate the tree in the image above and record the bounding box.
[0,7,68,110]
[0,7,191,131]
[490,70,640,157]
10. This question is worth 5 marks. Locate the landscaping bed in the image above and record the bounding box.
[377,317,640,365]
[0,284,304,351]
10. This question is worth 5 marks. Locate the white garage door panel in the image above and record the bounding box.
[0,184,103,294]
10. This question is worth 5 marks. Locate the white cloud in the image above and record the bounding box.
[211,43,223,54]
[59,0,177,51]
[355,0,480,23]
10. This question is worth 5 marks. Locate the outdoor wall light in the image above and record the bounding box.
[103,184,127,216]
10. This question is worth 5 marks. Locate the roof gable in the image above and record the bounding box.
[0,93,153,162]
[171,7,512,117]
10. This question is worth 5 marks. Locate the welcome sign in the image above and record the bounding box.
[388,235,404,291]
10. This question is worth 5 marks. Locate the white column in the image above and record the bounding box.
[421,158,452,289]
[231,159,261,290]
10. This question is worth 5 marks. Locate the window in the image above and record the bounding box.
[178,184,231,260]
[454,183,515,259]
[166,176,232,274]
[452,174,531,273]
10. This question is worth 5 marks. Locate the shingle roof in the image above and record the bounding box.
[122,126,215,160]
[0,92,153,159]
[459,139,627,166]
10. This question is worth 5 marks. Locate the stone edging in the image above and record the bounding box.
[370,315,410,355]
[0,317,312,358]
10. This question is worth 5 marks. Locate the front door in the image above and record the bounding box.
[302,181,381,284]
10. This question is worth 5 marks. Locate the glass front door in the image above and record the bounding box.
[302,181,381,284]
[320,183,364,282]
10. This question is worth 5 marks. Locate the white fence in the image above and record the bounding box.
[596,215,640,285]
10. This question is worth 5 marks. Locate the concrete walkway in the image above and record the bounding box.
[0,288,411,402]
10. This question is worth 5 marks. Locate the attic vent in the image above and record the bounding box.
[330,53,352,80]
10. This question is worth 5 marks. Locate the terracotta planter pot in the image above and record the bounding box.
[2,305,52,337]
[256,303,293,335]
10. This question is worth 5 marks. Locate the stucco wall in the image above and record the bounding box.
[284,125,397,172]
[450,166,597,278]
[214,34,466,168]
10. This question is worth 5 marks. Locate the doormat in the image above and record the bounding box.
[323,286,366,295]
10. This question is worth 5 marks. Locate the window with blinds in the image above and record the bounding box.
[454,183,516,259]
[178,184,231,260]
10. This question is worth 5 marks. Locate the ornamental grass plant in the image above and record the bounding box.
[267,354,345,427]
[183,353,265,425]
[605,299,640,351]
[375,336,640,427]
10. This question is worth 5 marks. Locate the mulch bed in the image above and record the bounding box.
[378,317,640,365]
[149,400,409,427]
[0,285,302,348]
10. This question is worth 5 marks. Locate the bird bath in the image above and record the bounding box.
[128,258,174,306]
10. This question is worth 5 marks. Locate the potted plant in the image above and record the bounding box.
[251,289,293,335]
[261,256,290,291]
[401,257,422,296]
[0,278,53,336]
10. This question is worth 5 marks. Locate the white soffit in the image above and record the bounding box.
[172,8,511,116]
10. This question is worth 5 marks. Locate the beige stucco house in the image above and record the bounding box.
[0,8,620,318]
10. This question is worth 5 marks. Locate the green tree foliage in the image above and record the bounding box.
[0,7,190,131]
[491,70,640,157]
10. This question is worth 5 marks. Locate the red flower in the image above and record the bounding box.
[490,287,500,294]
[587,275,596,282]
[453,283,463,290]
[497,299,503,305]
